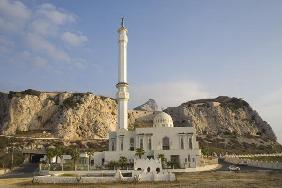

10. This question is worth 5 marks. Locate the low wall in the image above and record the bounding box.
[48,170,133,176]
[225,153,282,158]
[224,157,282,170]
[33,176,122,184]
[167,164,221,173]
[44,164,220,176]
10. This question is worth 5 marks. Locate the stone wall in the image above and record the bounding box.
[224,153,282,169]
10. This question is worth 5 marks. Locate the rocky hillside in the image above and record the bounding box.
[0,90,155,140]
[0,90,118,140]
[134,99,158,111]
[164,96,280,154]
[165,96,276,141]
[0,90,280,153]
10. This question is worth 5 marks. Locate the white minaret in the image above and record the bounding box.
[116,17,129,130]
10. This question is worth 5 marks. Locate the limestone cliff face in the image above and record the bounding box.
[165,96,276,141]
[134,99,158,111]
[0,91,277,143]
[0,91,118,140]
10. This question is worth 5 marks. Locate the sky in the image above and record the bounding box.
[0,0,282,143]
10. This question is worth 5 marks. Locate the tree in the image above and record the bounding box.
[167,161,177,169]
[107,160,118,170]
[46,148,56,170]
[135,148,145,159]
[55,146,64,171]
[70,148,80,171]
[118,156,128,169]
[86,148,95,171]
[157,154,167,168]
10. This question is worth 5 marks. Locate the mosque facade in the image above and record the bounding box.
[93,19,201,169]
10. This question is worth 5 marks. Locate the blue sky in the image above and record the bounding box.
[0,0,282,143]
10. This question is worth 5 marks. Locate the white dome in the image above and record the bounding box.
[153,112,174,128]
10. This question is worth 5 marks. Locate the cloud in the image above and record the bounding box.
[62,32,88,46]
[8,51,48,68]
[26,33,71,62]
[37,3,75,25]
[130,81,210,109]
[0,0,89,69]
[0,0,31,32]
[0,36,14,53]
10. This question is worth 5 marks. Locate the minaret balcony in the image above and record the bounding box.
[116,82,128,88]
[116,91,129,99]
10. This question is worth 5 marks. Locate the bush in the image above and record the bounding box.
[220,97,249,111]
[0,152,24,169]
[62,93,87,109]
[8,89,41,99]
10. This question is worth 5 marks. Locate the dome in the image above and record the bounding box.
[153,112,174,128]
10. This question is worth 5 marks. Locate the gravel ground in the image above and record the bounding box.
[0,170,282,188]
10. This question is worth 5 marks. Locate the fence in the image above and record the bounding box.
[224,153,282,170]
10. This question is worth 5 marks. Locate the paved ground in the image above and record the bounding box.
[216,160,273,171]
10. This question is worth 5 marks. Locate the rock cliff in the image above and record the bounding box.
[165,96,276,141]
[0,91,278,151]
[134,99,158,111]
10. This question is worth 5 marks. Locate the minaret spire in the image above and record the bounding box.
[116,18,129,130]
[121,17,125,27]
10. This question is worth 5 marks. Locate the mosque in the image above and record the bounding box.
[94,19,201,169]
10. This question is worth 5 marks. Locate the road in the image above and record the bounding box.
[217,159,278,172]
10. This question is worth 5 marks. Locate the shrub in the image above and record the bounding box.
[8,89,41,99]
[62,93,85,109]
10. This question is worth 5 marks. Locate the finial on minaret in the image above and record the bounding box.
[121,17,125,27]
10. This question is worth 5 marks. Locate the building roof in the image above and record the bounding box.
[153,111,174,128]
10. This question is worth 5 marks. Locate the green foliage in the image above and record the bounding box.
[157,154,167,168]
[0,152,24,169]
[167,161,178,169]
[220,97,249,111]
[46,147,56,164]
[184,96,250,112]
[135,148,145,159]
[86,148,95,156]
[69,147,80,171]
[118,156,128,169]
[106,160,119,170]
[60,173,76,177]
[0,137,9,149]
[62,93,86,109]
[8,89,41,99]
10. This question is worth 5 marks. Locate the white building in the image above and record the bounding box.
[94,18,201,169]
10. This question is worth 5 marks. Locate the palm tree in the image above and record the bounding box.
[135,148,145,159]
[118,156,128,169]
[158,154,167,168]
[86,149,95,171]
[70,148,80,171]
[55,146,64,171]
[46,148,56,170]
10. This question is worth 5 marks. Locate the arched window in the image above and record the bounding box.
[111,141,115,151]
[189,138,193,149]
[120,138,123,151]
[140,138,143,149]
[130,137,134,151]
[162,137,170,150]
[180,137,184,149]
[148,138,152,150]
